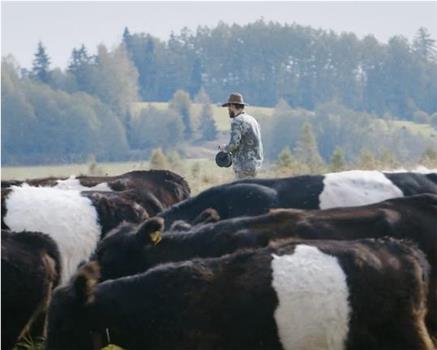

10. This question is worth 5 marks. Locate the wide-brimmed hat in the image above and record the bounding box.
[221,93,246,107]
[215,151,233,168]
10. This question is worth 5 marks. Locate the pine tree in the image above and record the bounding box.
[68,44,91,72]
[32,41,51,83]
[68,44,92,90]
[199,104,218,141]
[356,149,378,170]
[329,147,346,172]
[276,147,295,169]
[294,122,324,173]
[149,148,168,170]
[169,89,193,140]
[122,27,131,48]
[413,27,437,62]
[188,58,202,97]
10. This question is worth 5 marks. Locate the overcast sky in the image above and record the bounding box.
[2,1,437,69]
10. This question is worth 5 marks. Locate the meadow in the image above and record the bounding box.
[132,102,437,139]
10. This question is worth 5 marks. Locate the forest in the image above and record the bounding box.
[2,20,437,168]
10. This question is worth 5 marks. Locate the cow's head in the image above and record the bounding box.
[93,217,165,280]
[47,262,101,350]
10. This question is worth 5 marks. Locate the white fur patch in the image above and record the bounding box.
[383,167,437,174]
[4,185,102,284]
[413,167,437,174]
[54,175,112,192]
[272,245,350,350]
[319,170,404,209]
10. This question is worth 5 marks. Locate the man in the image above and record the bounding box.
[220,93,263,179]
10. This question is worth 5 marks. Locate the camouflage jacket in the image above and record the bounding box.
[224,112,263,172]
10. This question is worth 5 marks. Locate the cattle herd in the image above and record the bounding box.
[1,169,437,350]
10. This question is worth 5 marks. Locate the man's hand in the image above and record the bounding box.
[218,144,226,151]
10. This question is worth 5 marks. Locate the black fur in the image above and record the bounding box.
[2,230,61,350]
[48,238,433,350]
[96,194,437,339]
[159,171,437,229]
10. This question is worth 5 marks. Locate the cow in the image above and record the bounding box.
[2,230,61,350]
[92,188,165,217]
[47,238,434,350]
[158,170,437,229]
[169,208,222,231]
[2,184,148,283]
[94,194,437,341]
[1,169,191,210]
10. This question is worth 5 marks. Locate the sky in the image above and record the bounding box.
[2,1,437,69]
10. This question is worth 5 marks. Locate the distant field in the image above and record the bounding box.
[1,159,227,180]
[131,102,274,131]
[390,120,437,138]
[131,102,436,140]
[1,161,150,180]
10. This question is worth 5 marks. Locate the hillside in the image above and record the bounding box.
[132,102,437,139]
[131,102,274,132]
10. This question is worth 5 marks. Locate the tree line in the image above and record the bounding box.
[121,22,437,120]
[2,53,218,164]
[2,20,436,167]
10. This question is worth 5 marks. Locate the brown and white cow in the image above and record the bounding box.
[2,230,61,350]
[47,238,434,350]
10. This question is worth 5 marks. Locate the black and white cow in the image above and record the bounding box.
[1,169,191,210]
[94,194,437,279]
[2,230,61,350]
[48,238,434,350]
[94,194,437,339]
[2,185,147,283]
[158,170,437,228]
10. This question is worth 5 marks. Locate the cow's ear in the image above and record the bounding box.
[192,208,221,225]
[74,261,100,305]
[136,217,164,245]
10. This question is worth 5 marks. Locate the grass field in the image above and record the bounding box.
[131,102,437,140]
[131,102,274,131]
[390,120,437,138]
[1,161,151,181]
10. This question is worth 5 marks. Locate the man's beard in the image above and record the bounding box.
[229,110,235,118]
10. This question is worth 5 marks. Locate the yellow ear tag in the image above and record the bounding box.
[149,231,162,246]
[101,345,125,350]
